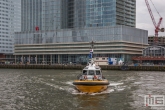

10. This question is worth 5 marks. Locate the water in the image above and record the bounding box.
[0,69,165,110]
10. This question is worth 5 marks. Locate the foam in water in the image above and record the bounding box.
[90,88,115,95]
[133,82,142,85]
[109,82,123,86]
[59,87,65,90]
[65,81,74,86]
[40,80,61,89]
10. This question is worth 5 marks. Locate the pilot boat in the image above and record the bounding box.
[73,58,109,93]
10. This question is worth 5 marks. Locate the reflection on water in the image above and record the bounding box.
[0,69,165,110]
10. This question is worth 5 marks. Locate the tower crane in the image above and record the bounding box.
[145,0,164,45]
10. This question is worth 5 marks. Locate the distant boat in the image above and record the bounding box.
[121,62,129,71]
[73,41,109,93]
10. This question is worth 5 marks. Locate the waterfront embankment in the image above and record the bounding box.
[0,64,165,71]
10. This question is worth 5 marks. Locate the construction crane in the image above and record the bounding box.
[145,0,164,45]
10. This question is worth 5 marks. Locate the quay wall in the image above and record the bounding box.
[0,65,165,71]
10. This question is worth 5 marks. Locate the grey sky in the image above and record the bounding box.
[136,0,165,36]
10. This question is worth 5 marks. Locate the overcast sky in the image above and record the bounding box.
[136,0,165,36]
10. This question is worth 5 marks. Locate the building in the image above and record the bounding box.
[14,0,147,64]
[67,0,136,28]
[13,0,21,33]
[116,0,136,27]
[21,0,136,32]
[21,0,67,31]
[0,0,21,63]
[148,36,165,47]
[132,46,165,65]
[14,25,148,64]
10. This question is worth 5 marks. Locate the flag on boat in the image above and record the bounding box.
[90,49,93,53]
[89,49,93,58]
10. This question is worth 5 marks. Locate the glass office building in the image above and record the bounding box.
[21,0,136,31]
[13,0,144,64]
[0,0,21,54]
[85,0,116,27]
[14,25,148,64]
[69,0,136,28]
[15,25,147,44]
[21,0,43,31]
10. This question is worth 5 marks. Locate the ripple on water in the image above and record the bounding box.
[130,71,165,110]
[1,70,164,110]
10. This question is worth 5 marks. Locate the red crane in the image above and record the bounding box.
[145,0,164,44]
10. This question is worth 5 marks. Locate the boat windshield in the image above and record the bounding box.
[88,70,95,75]
[96,70,101,75]
[82,70,87,75]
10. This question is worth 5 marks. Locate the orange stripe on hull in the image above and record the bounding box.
[75,85,108,93]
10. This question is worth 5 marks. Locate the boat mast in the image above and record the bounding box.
[90,41,94,58]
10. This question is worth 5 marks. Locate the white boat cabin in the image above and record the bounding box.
[79,65,103,80]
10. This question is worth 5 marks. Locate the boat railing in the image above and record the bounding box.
[77,74,105,81]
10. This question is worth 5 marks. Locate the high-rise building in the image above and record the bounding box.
[14,0,147,64]
[13,0,21,32]
[0,0,21,54]
[21,0,65,32]
[116,0,136,27]
[21,0,43,32]
[21,0,136,32]
[72,0,136,28]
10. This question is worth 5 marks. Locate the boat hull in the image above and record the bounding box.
[73,80,109,93]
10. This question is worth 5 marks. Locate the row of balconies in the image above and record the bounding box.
[116,5,135,11]
[116,9,135,16]
[116,22,135,27]
[116,17,135,25]
[116,1,135,8]
[116,14,135,20]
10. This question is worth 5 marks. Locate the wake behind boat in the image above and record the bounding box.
[73,41,109,93]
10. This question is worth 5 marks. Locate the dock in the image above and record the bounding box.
[0,64,165,71]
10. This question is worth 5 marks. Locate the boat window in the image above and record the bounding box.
[96,70,101,75]
[83,70,87,75]
[88,70,95,75]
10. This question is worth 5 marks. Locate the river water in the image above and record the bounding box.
[0,69,165,110]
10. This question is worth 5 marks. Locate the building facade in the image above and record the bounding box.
[21,0,43,32]
[14,41,148,65]
[15,25,147,44]
[116,0,136,27]
[13,0,145,64]
[148,36,165,47]
[0,0,21,54]
[21,0,136,32]
[14,25,148,64]
[132,46,165,65]
[71,0,136,28]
